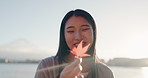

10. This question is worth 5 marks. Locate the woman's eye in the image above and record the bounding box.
[82,28,90,31]
[67,31,74,33]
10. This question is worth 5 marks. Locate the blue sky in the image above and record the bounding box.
[0,0,148,59]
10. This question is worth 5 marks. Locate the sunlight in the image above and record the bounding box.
[142,67,148,78]
[126,32,148,59]
[37,63,68,72]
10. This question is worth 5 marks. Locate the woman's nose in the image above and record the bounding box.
[75,31,82,41]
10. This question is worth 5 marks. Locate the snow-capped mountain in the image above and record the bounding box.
[0,39,52,60]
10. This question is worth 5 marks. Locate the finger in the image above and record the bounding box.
[79,64,83,71]
[70,64,82,77]
[75,76,78,78]
[69,58,82,68]
[80,74,84,78]
[75,58,82,64]
[62,58,81,74]
[61,58,82,75]
[74,57,82,63]
[77,74,84,78]
[79,58,82,64]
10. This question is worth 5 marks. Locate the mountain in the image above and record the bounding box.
[0,39,52,60]
[107,58,148,67]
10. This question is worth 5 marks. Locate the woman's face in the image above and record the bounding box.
[65,16,93,49]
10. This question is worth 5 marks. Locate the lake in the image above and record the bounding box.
[0,63,148,78]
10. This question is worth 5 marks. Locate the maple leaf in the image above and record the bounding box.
[70,40,91,57]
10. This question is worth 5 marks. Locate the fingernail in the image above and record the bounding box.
[79,58,82,63]
[75,76,78,78]
[80,74,84,78]
[79,64,83,71]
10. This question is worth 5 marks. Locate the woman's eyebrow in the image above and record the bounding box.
[66,26,75,29]
[81,25,90,27]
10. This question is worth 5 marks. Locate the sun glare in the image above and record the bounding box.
[126,32,148,59]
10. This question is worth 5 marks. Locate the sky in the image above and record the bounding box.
[0,0,148,60]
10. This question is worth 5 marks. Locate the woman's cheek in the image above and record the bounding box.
[65,34,74,49]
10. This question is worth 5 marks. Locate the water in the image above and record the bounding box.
[0,63,148,78]
[0,63,38,78]
[111,66,148,78]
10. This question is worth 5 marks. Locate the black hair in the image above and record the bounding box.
[56,9,96,62]
[55,9,98,78]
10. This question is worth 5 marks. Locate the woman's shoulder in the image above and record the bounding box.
[42,56,58,63]
[35,56,61,78]
[96,62,111,71]
[38,56,59,68]
[95,62,114,78]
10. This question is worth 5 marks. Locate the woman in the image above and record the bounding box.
[35,9,114,78]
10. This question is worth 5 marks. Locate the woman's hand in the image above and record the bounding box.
[60,58,82,78]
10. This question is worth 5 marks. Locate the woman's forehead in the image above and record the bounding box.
[65,16,91,28]
[65,25,91,30]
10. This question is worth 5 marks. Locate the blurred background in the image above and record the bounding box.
[0,0,148,78]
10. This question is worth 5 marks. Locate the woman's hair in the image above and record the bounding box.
[55,9,98,78]
[56,9,97,63]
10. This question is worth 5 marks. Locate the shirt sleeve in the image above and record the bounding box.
[34,57,59,78]
[34,60,47,78]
